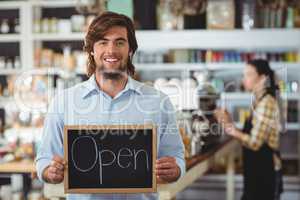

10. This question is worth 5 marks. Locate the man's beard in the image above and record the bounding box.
[96,64,127,80]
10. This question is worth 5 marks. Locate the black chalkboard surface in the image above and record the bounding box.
[64,124,157,193]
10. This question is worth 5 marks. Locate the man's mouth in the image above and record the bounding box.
[104,57,119,63]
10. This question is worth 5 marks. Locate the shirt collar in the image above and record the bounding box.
[126,76,143,95]
[81,74,99,99]
[81,74,142,99]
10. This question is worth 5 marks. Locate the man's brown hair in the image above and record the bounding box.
[83,12,138,77]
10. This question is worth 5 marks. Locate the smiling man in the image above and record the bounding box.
[35,12,185,200]
[93,26,128,78]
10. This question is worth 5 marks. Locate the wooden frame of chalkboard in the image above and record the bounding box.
[64,124,157,194]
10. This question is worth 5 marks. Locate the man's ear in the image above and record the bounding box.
[91,52,94,56]
[129,52,133,59]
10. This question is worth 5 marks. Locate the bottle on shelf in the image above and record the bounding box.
[5,58,13,69]
[0,19,10,34]
[242,0,256,30]
[14,56,21,69]
[41,18,50,33]
[13,18,20,33]
[286,6,294,28]
[63,45,75,71]
[49,18,58,33]
[0,57,5,68]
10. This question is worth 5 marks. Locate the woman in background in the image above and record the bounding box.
[215,59,283,200]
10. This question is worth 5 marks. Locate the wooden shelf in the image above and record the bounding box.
[0,161,35,173]
[236,122,300,131]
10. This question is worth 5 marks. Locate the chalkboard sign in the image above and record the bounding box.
[64,124,157,193]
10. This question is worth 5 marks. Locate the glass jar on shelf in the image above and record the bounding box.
[0,19,10,34]
[183,0,207,15]
[206,0,235,29]
[157,0,184,30]
[242,0,256,30]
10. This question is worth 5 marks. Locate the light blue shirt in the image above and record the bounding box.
[35,75,186,200]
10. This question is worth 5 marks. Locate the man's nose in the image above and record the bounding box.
[106,42,117,54]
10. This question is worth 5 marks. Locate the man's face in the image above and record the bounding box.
[92,26,130,80]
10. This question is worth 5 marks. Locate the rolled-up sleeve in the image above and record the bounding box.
[35,94,64,182]
[158,95,186,179]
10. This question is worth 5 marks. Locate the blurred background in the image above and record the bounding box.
[0,0,300,199]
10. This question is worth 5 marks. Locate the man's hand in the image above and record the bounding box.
[42,155,65,184]
[156,156,180,183]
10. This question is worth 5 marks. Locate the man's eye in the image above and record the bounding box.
[98,41,107,45]
[116,41,125,47]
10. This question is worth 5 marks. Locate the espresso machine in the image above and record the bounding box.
[191,83,222,154]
